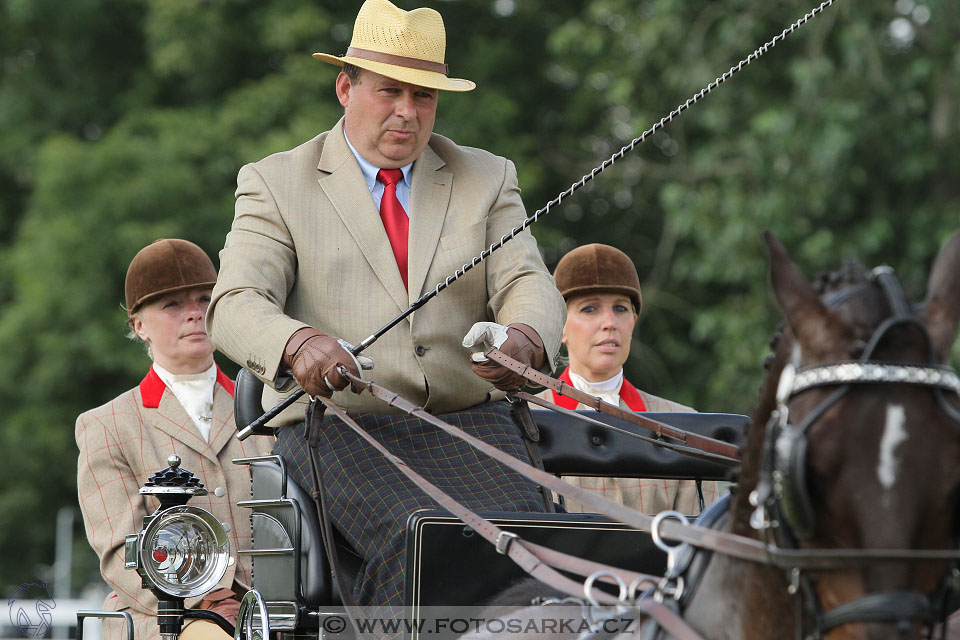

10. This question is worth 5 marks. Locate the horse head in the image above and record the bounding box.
[734,230,960,640]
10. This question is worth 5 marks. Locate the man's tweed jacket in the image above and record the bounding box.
[207,118,565,423]
[76,367,272,640]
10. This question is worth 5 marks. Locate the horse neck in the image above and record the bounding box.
[728,341,790,537]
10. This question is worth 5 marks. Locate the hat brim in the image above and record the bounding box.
[130,281,218,314]
[313,53,475,92]
[562,284,642,313]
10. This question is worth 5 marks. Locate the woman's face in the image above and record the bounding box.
[132,287,215,374]
[562,292,638,382]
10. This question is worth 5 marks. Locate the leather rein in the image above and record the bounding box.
[320,338,960,638]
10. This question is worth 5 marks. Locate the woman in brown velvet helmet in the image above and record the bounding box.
[75,239,272,640]
[547,243,719,515]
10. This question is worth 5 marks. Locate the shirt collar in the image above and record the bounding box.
[139,364,235,408]
[568,369,623,393]
[552,366,647,412]
[343,130,413,192]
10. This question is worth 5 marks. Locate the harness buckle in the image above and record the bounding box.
[787,567,801,595]
[495,531,519,555]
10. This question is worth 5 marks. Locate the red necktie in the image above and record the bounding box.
[377,168,409,290]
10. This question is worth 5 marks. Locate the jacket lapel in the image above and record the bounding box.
[317,119,408,312]
[142,367,236,465]
[407,143,452,300]
[151,390,214,463]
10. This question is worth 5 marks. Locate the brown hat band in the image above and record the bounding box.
[346,46,449,75]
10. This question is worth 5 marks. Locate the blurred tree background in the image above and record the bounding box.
[1,0,957,594]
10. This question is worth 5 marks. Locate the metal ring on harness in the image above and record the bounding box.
[627,575,657,602]
[651,511,690,554]
[584,570,629,607]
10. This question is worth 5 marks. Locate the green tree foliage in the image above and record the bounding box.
[0,0,957,592]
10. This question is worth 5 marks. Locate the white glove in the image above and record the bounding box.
[325,339,375,391]
[461,322,509,363]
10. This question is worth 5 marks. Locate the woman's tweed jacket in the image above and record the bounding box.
[76,367,273,640]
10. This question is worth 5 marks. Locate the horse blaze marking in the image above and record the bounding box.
[877,404,907,490]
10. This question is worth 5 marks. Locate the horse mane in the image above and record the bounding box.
[729,259,870,535]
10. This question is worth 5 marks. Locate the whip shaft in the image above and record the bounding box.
[247,0,837,429]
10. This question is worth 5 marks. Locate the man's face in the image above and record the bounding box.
[336,69,438,168]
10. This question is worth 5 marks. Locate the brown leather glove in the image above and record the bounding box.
[282,327,361,398]
[470,323,546,391]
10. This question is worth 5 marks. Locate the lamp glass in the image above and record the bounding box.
[140,506,229,598]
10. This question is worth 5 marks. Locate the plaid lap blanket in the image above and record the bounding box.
[272,400,545,607]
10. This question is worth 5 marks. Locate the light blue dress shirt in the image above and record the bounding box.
[344,132,413,216]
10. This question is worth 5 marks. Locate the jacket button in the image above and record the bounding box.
[214,487,226,497]
[415,345,426,357]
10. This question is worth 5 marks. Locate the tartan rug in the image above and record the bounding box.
[272,400,545,606]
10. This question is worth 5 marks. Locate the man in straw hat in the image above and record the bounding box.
[77,239,272,640]
[544,243,719,515]
[208,0,564,607]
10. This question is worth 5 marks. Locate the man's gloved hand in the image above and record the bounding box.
[283,328,373,397]
[462,322,546,391]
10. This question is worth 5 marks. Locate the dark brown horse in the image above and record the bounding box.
[472,230,960,640]
[680,229,960,640]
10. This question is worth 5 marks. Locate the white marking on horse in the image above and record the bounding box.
[877,404,907,491]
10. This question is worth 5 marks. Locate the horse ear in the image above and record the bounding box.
[763,231,852,360]
[922,230,960,363]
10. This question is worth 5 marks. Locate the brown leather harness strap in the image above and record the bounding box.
[340,370,662,530]
[508,396,556,512]
[339,368,960,571]
[515,391,739,467]
[634,600,711,640]
[317,396,654,604]
[485,348,742,461]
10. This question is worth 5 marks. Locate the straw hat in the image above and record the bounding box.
[313,0,475,92]
[553,244,642,313]
[125,239,218,314]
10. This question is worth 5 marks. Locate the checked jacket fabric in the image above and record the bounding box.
[272,401,545,607]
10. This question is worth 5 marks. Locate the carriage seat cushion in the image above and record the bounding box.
[533,411,746,480]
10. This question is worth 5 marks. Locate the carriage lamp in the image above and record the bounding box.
[127,504,230,598]
[124,455,230,640]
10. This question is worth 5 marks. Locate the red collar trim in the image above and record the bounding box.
[216,368,235,397]
[139,365,235,408]
[618,377,647,412]
[550,367,646,411]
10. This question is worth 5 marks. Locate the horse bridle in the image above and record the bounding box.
[750,266,960,639]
